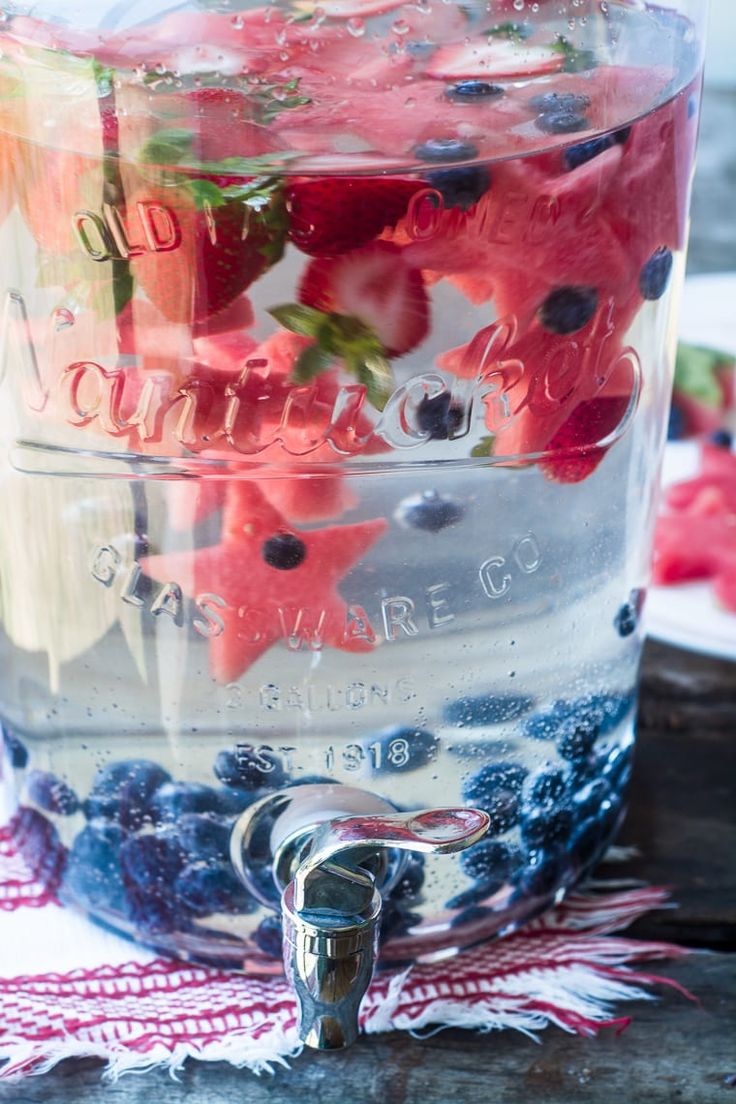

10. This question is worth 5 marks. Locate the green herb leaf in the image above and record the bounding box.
[139,127,193,165]
[486,21,532,41]
[293,343,334,383]
[551,36,598,73]
[185,178,227,210]
[470,435,496,458]
[674,342,734,408]
[269,303,330,338]
[347,345,394,411]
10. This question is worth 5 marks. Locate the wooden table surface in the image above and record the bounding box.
[2,86,735,1104]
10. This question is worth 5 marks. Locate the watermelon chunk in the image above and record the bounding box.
[142,486,387,683]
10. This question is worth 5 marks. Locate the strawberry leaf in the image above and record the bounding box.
[293,343,334,383]
[269,303,329,337]
[184,178,228,210]
[470,435,495,458]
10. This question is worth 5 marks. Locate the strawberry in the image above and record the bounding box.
[538,394,632,484]
[286,177,423,257]
[128,176,286,324]
[299,241,429,357]
[426,39,564,82]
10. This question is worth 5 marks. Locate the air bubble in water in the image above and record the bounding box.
[231,15,244,28]
[347,16,365,36]
[392,18,410,35]
[512,0,524,11]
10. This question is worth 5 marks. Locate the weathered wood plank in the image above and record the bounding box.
[2,955,733,1104]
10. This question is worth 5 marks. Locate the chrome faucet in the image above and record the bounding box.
[231,785,490,1051]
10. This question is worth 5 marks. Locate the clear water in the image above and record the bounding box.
[0,0,702,967]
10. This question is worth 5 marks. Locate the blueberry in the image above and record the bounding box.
[667,404,686,440]
[444,692,534,727]
[65,824,126,912]
[536,111,589,135]
[556,720,599,763]
[380,901,421,942]
[450,904,494,928]
[253,914,283,958]
[459,840,520,883]
[391,854,425,901]
[639,247,673,301]
[687,93,699,119]
[84,759,171,830]
[2,726,29,769]
[396,489,465,533]
[214,747,287,791]
[289,774,340,787]
[177,813,232,863]
[377,726,439,773]
[570,816,606,871]
[614,602,637,638]
[602,744,633,791]
[413,137,478,163]
[521,806,573,850]
[27,770,79,816]
[417,392,466,440]
[445,80,504,102]
[563,133,615,171]
[446,882,501,910]
[526,767,568,806]
[516,846,565,897]
[262,533,306,571]
[539,286,598,335]
[709,429,733,449]
[13,806,67,888]
[148,781,240,824]
[127,890,179,935]
[426,165,491,211]
[174,862,258,917]
[587,692,635,736]
[528,91,590,115]
[119,832,185,892]
[524,701,574,741]
[573,777,612,822]
[462,762,527,833]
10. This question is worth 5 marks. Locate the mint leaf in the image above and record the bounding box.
[139,128,193,165]
[293,343,334,383]
[552,36,597,73]
[349,348,394,412]
[269,303,329,338]
[471,435,495,458]
[185,178,227,210]
[486,21,532,41]
[674,342,733,408]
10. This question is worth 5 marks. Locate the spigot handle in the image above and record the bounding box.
[294,807,490,910]
[283,805,490,1050]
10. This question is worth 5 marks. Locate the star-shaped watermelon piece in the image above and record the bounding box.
[141,482,387,683]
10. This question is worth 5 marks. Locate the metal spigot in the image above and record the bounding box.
[231,787,490,1052]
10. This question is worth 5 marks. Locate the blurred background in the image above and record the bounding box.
[688,0,736,274]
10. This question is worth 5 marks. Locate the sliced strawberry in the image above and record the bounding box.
[128,177,286,325]
[539,394,632,484]
[652,514,733,584]
[426,39,564,81]
[299,241,429,357]
[286,177,423,257]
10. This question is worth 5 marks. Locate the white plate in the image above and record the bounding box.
[645,274,736,660]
